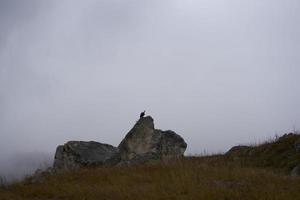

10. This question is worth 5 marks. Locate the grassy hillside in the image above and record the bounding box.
[226,133,300,172]
[1,134,300,200]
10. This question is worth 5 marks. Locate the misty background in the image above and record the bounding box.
[0,0,300,181]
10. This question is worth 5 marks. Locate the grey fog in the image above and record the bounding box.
[0,0,300,181]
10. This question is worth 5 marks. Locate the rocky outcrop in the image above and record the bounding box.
[291,165,300,177]
[226,133,300,177]
[53,141,120,170]
[292,139,300,176]
[118,116,187,164]
[294,139,300,153]
[226,145,253,157]
[53,116,187,169]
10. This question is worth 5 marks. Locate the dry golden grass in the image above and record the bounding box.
[1,156,300,200]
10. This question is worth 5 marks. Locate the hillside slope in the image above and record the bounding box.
[1,134,300,200]
[226,133,300,174]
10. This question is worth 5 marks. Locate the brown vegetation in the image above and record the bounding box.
[1,134,300,200]
[0,156,299,200]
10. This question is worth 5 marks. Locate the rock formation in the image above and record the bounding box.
[291,165,300,177]
[225,145,252,157]
[53,116,187,169]
[53,141,120,170]
[225,133,300,177]
[118,116,187,164]
[294,139,300,153]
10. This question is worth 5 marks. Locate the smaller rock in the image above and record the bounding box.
[226,145,252,156]
[28,169,46,184]
[0,176,7,188]
[291,165,300,177]
[25,167,55,184]
[294,139,300,153]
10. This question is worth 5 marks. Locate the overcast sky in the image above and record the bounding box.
[1,0,300,178]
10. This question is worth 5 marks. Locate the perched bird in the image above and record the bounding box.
[140,110,146,118]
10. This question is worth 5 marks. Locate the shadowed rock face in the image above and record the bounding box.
[53,116,187,169]
[118,116,187,164]
[53,141,120,170]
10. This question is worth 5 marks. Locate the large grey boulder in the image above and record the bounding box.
[53,141,120,170]
[118,116,187,164]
